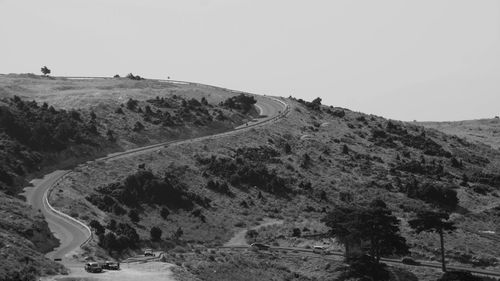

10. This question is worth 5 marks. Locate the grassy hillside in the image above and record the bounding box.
[0,74,259,281]
[419,118,500,150]
[52,96,500,280]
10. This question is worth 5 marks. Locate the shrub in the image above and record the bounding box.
[126,98,139,110]
[126,73,144,80]
[223,94,257,113]
[128,209,140,223]
[437,271,482,281]
[89,220,105,235]
[133,121,144,132]
[150,226,162,241]
[160,207,170,219]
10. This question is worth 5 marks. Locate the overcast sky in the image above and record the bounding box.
[1,0,499,121]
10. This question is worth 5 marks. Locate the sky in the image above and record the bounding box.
[1,0,499,121]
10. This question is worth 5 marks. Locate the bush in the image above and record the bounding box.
[404,181,458,210]
[92,170,210,211]
[223,94,257,113]
[133,121,144,132]
[126,98,139,110]
[126,73,144,80]
[128,209,140,223]
[437,271,482,281]
[160,207,170,219]
[89,220,105,235]
[206,180,232,195]
[150,226,162,241]
[337,255,390,281]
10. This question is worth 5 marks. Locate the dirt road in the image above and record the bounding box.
[224,218,283,246]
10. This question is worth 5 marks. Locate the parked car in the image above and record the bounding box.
[312,245,328,255]
[144,248,154,256]
[102,261,120,270]
[250,243,270,251]
[84,262,103,273]
[401,257,420,265]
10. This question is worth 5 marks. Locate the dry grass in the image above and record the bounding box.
[420,118,500,149]
[7,75,496,279]
[55,98,500,277]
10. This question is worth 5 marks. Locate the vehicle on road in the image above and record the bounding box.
[312,245,328,255]
[84,262,103,273]
[251,243,270,251]
[401,257,421,265]
[102,261,120,270]
[144,248,154,256]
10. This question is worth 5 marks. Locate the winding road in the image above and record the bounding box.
[22,78,500,279]
[24,81,289,261]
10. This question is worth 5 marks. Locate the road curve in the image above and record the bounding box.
[24,82,289,260]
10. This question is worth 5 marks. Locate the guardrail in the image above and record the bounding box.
[44,171,93,248]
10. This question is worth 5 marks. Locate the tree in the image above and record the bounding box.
[292,228,301,237]
[150,226,162,241]
[160,207,170,219]
[89,220,105,236]
[437,271,482,281]
[100,232,118,252]
[308,97,322,110]
[246,229,259,243]
[41,66,51,76]
[322,199,408,262]
[342,144,349,154]
[409,211,456,272]
[128,209,140,223]
[172,227,183,240]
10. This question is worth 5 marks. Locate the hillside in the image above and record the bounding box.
[51,94,500,280]
[420,118,500,150]
[0,74,259,281]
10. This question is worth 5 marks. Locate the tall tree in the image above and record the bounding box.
[409,211,456,272]
[322,199,408,262]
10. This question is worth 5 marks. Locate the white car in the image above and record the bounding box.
[312,245,328,255]
[144,248,154,256]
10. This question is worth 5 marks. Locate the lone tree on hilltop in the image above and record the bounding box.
[409,211,456,272]
[322,199,408,262]
[41,66,51,76]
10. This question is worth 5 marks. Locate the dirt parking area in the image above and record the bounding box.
[41,262,176,281]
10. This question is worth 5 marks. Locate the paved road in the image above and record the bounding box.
[24,83,289,261]
[24,170,90,260]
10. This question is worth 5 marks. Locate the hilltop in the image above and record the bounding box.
[420,118,500,150]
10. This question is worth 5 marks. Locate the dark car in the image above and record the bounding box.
[102,261,120,270]
[401,257,420,265]
[84,262,103,273]
[250,243,270,251]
